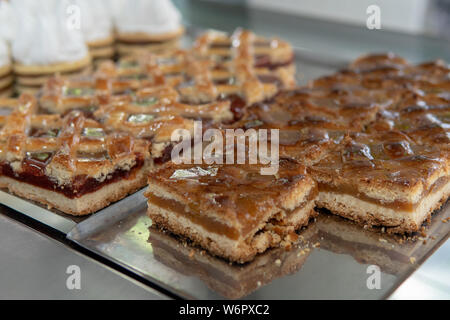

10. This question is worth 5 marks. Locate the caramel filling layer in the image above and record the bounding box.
[318,176,449,212]
[147,194,241,240]
[147,185,317,241]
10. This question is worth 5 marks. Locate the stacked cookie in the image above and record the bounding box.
[113,0,184,57]
[75,0,115,65]
[11,0,92,95]
[0,38,12,97]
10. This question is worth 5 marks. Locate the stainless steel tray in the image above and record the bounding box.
[65,46,449,299]
[0,187,145,234]
[1,29,448,298]
[67,194,449,299]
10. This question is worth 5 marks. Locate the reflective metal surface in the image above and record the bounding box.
[0,187,146,234]
[0,213,168,300]
[1,44,448,299]
[0,22,448,298]
[68,194,449,299]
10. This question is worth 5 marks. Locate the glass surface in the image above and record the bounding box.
[174,0,450,62]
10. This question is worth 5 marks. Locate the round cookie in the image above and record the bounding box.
[13,54,92,76]
[0,64,12,78]
[116,39,180,56]
[0,85,14,98]
[0,74,14,90]
[15,65,92,86]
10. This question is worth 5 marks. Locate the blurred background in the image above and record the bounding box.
[174,0,450,63]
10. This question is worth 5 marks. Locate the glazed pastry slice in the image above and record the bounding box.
[310,131,449,233]
[0,94,151,216]
[145,159,317,263]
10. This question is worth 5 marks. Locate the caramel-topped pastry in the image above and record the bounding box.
[367,94,450,154]
[145,159,317,263]
[0,94,151,215]
[226,87,379,164]
[348,53,409,73]
[310,131,449,233]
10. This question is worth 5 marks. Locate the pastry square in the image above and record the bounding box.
[367,94,450,154]
[227,88,374,165]
[0,94,151,216]
[39,72,149,114]
[310,131,449,233]
[145,159,317,263]
[114,29,295,106]
[92,85,233,162]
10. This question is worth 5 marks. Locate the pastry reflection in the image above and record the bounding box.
[315,208,449,275]
[148,224,318,299]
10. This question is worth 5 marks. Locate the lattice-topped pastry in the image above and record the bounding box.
[145,159,317,263]
[310,131,449,233]
[193,29,294,70]
[93,85,233,162]
[311,54,449,107]
[0,94,151,215]
[39,76,112,115]
[226,86,383,165]
[38,69,163,115]
[367,94,450,154]
[182,29,295,105]
[111,29,295,106]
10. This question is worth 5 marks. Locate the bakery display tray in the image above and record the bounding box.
[67,191,449,299]
[1,28,448,299]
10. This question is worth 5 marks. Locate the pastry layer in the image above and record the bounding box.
[148,196,316,263]
[316,178,450,233]
[0,64,12,78]
[0,166,147,215]
[116,39,180,56]
[0,74,13,90]
[13,55,92,75]
[0,157,145,199]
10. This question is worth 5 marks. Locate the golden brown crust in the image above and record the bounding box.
[116,38,180,56]
[0,94,151,190]
[15,65,92,86]
[90,46,115,59]
[0,74,13,90]
[0,85,14,98]
[13,54,92,76]
[87,35,115,48]
[0,169,147,216]
[0,64,12,78]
